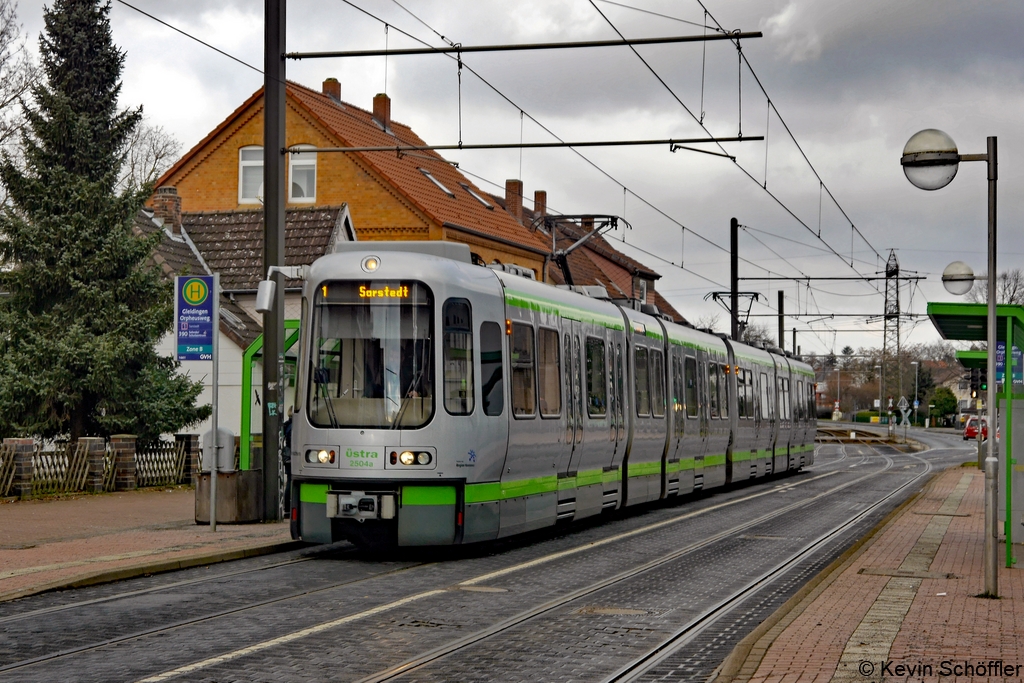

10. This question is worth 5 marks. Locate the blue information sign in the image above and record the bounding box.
[995,341,1023,387]
[175,275,215,361]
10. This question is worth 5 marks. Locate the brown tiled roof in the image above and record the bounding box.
[182,205,347,291]
[135,210,207,279]
[137,209,265,349]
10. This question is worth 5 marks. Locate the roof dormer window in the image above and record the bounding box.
[419,168,454,198]
[460,183,494,209]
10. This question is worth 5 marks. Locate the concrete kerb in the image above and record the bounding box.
[0,540,305,604]
[712,461,946,682]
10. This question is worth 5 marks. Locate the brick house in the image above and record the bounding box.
[153,78,551,278]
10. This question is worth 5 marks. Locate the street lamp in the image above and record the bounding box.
[902,128,999,597]
[911,361,919,426]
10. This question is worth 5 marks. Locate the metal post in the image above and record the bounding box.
[778,291,784,352]
[984,135,998,595]
[262,0,286,521]
[730,217,739,340]
[913,361,919,426]
[210,273,219,532]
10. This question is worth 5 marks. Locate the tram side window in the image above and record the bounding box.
[480,321,504,416]
[635,347,651,416]
[650,350,665,418]
[672,354,684,418]
[443,299,474,415]
[746,370,755,419]
[777,377,790,420]
[719,363,729,419]
[760,372,772,420]
[511,323,536,417]
[796,380,804,421]
[741,370,749,419]
[684,356,698,418]
[708,363,720,419]
[586,337,607,417]
[538,328,561,417]
[808,382,816,419]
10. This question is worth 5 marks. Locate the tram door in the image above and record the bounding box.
[563,322,586,475]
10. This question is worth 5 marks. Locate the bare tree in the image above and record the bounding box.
[967,269,1024,305]
[0,0,35,152]
[694,313,721,332]
[117,120,181,190]
[740,323,775,347]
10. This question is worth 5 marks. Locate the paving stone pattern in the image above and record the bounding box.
[0,439,973,683]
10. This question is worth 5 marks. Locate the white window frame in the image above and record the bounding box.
[288,144,317,203]
[238,146,264,204]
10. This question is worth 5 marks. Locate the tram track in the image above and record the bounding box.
[0,441,853,629]
[2,440,921,679]
[348,448,909,683]
[0,445,873,678]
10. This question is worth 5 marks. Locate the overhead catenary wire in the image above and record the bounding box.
[116,0,884,353]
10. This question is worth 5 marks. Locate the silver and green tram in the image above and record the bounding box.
[289,242,816,547]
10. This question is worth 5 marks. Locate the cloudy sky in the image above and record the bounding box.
[13,0,1024,356]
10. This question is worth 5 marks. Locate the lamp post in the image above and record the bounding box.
[902,128,999,597]
[911,361,919,426]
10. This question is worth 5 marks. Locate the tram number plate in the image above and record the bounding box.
[340,447,383,470]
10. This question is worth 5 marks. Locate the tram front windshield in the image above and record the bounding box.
[308,281,434,429]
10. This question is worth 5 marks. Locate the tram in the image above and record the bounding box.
[286,242,816,547]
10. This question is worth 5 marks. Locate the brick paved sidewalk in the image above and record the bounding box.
[0,488,294,602]
[718,467,1024,682]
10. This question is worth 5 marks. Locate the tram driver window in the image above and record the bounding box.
[684,356,698,418]
[511,323,536,417]
[635,347,651,416]
[442,299,473,415]
[538,328,561,417]
[586,337,607,417]
[480,322,504,416]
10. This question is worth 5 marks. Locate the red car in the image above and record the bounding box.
[963,416,988,440]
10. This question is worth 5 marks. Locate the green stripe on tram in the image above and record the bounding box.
[402,486,456,506]
[504,290,624,330]
[628,460,662,478]
[300,483,329,504]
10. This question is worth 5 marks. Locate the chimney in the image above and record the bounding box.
[322,77,341,102]
[373,93,391,130]
[505,179,524,224]
[534,190,547,218]
[152,186,182,235]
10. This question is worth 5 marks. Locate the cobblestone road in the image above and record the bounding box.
[0,431,974,683]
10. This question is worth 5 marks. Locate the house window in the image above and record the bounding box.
[239,146,263,204]
[419,168,455,197]
[289,145,316,202]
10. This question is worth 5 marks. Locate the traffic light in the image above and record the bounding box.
[969,368,980,397]
[979,367,988,392]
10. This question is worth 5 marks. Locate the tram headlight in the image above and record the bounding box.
[399,451,416,465]
[317,449,331,463]
[416,452,432,465]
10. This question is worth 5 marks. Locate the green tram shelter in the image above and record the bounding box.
[928,301,1023,567]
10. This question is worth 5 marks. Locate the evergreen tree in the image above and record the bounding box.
[0,0,208,443]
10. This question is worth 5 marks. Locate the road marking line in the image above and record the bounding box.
[134,590,445,683]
